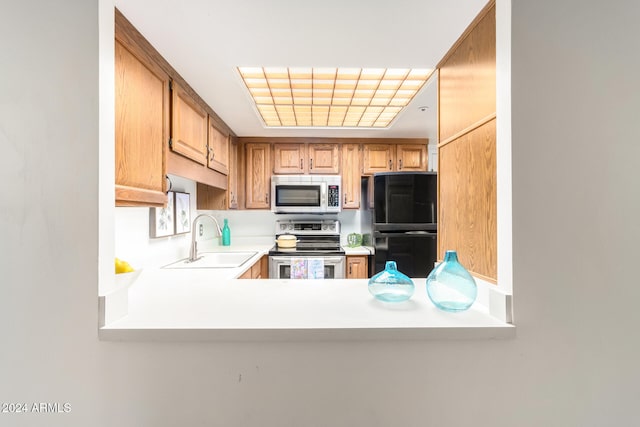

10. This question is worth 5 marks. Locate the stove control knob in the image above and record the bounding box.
[288,224,294,231]
[322,225,327,230]
[329,224,335,230]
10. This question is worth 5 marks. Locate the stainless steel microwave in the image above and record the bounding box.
[271,175,341,214]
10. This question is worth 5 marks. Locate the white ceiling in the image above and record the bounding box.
[113,0,488,140]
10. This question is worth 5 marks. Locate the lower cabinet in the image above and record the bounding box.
[238,255,269,279]
[346,255,369,279]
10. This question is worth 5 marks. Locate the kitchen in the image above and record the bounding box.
[6,0,639,426]
[105,0,511,335]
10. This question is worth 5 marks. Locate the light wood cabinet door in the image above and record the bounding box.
[257,255,269,279]
[347,256,368,279]
[341,144,361,209]
[396,144,427,171]
[171,82,208,165]
[245,143,271,209]
[273,143,339,174]
[115,39,168,207]
[308,143,339,174]
[238,267,252,279]
[228,137,238,209]
[273,143,306,174]
[238,255,269,279]
[362,144,395,175]
[207,117,229,175]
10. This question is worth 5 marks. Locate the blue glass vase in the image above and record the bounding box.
[426,250,477,312]
[368,261,415,303]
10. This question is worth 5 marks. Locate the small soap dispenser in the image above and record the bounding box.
[222,218,231,246]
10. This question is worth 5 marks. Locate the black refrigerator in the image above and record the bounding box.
[371,172,438,278]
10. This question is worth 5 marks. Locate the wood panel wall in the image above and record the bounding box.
[438,1,497,282]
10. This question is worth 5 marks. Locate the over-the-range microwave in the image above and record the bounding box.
[271,175,341,214]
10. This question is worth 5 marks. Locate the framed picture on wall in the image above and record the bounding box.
[174,192,191,234]
[149,191,175,238]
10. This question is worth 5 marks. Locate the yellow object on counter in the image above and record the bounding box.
[115,257,134,274]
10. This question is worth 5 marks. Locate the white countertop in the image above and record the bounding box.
[342,245,373,255]
[100,254,514,341]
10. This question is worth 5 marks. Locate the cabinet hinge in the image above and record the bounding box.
[168,138,173,149]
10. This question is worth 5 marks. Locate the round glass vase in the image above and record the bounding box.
[368,261,415,303]
[426,250,477,312]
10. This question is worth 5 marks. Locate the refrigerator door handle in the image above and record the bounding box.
[431,202,436,224]
[374,231,437,237]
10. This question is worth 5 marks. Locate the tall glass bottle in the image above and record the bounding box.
[222,218,231,246]
[426,250,477,312]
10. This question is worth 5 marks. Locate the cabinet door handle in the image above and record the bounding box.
[310,158,313,169]
[344,193,347,204]
[399,159,403,170]
[349,264,352,275]
[388,159,392,170]
[300,158,303,169]
[265,193,269,204]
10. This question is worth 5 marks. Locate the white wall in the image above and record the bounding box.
[3,1,640,426]
[114,175,196,269]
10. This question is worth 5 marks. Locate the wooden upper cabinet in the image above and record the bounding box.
[273,143,340,174]
[362,144,395,174]
[396,144,427,171]
[114,38,169,207]
[171,81,208,165]
[207,117,229,175]
[341,144,361,209]
[308,144,339,174]
[363,143,428,174]
[245,143,271,209]
[227,137,239,209]
[273,143,306,174]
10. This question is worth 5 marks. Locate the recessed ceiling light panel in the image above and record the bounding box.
[238,67,432,128]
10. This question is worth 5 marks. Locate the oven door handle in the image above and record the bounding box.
[270,256,344,262]
[313,256,344,263]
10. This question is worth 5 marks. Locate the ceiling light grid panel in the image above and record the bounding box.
[237,67,432,128]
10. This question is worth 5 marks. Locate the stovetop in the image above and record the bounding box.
[270,219,344,256]
[268,246,346,256]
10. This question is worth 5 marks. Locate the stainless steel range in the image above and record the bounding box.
[269,219,345,279]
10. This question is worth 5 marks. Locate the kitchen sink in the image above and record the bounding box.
[163,251,257,269]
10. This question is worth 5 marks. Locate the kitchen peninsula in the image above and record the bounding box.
[100,242,513,341]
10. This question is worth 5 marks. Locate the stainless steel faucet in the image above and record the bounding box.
[189,214,222,262]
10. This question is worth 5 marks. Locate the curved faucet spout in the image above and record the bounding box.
[189,214,223,262]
